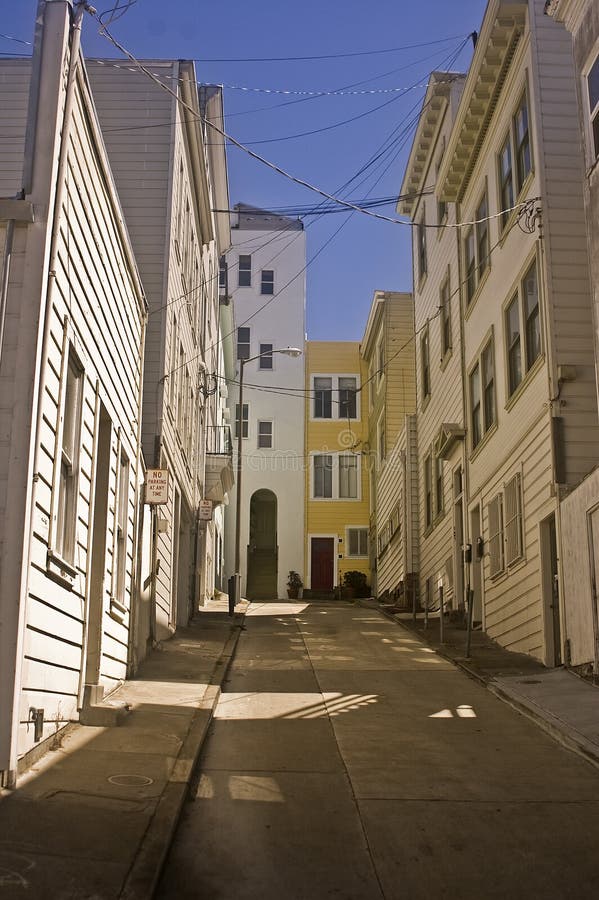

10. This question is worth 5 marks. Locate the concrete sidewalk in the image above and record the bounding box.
[367,598,599,771]
[0,601,248,900]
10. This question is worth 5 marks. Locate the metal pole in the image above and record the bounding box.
[439,584,444,644]
[466,587,474,658]
[232,357,245,612]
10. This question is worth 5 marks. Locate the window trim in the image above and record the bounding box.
[346,526,369,558]
[260,268,274,295]
[487,492,504,579]
[310,373,360,421]
[424,452,433,531]
[238,254,251,287]
[257,419,273,449]
[311,452,362,501]
[497,85,534,235]
[468,331,496,454]
[258,342,274,370]
[583,45,599,166]
[420,324,431,402]
[235,403,249,439]
[502,253,543,405]
[416,211,427,283]
[237,326,251,361]
[440,269,452,361]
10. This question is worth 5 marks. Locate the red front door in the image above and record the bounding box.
[311,538,335,591]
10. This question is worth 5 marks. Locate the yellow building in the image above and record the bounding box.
[304,342,370,595]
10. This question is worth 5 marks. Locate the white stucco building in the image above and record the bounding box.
[224,204,306,599]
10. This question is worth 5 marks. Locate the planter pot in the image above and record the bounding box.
[287,588,299,599]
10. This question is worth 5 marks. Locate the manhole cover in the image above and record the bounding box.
[108,774,153,786]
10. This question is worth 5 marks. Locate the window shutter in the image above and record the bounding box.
[504,474,522,565]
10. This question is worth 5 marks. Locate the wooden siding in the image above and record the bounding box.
[305,342,370,587]
[14,66,144,757]
[0,60,30,195]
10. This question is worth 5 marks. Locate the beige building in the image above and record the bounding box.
[399,72,468,620]
[546,0,599,672]
[88,61,231,636]
[0,3,146,784]
[360,291,416,598]
[405,0,599,666]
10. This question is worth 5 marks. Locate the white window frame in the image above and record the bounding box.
[469,334,495,451]
[346,526,369,558]
[53,345,84,567]
[260,269,274,295]
[257,419,273,449]
[113,446,130,604]
[311,452,362,501]
[497,87,533,231]
[440,270,452,359]
[504,255,542,400]
[504,472,524,566]
[235,403,249,439]
[583,45,599,166]
[487,492,504,578]
[258,342,274,370]
[310,373,360,421]
[238,254,251,287]
[237,326,251,361]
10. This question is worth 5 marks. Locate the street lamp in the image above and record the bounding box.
[230,346,303,614]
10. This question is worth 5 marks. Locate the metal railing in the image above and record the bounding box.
[205,424,232,456]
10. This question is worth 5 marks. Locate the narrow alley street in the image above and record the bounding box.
[157,601,599,900]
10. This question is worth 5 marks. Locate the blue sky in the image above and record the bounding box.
[3,0,487,339]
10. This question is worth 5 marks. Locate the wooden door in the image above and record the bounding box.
[311,538,334,591]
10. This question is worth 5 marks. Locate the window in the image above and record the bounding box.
[378,416,386,463]
[421,327,430,399]
[464,228,476,304]
[514,95,531,190]
[440,274,452,358]
[417,213,427,281]
[436,137,447,224]
[169,314,177,408]
[238,254,251,287]
[314,454,333,498]
[176,345,185,433]
[390,503,401,537]
[219,256,228,293]
[235,403,248,439]
[314,377,332,418]
[261,269,274,295]
[258,420,273,449]
[377,340,385,382]
[434,456,444,518]
[259,343,273,369]
[237,326,250,361]
[347,527,368,557]
[339,455,358,499]
[504,473,523,565]
[313,453,361,500]
[115,450,129,601]
[499,135,514,228]
[464,189,489,305]
[498,93,533,229]
[424,454,432,529]
[587,53,599,160]
[470,337,495,450]
[312,375,359,419]
[505,258,541,398]
[487,493,504,577]
[56,351,83,563]
[339,377,357,418]
[476,192,489,279]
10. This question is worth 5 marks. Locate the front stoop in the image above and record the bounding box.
[79,683,130,726]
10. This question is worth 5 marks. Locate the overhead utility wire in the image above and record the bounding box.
[94,18,523,232]
[194,35,471,63]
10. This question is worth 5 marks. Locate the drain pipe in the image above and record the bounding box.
[0,218,15,367]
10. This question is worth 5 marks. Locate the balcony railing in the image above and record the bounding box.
[205,424,233,457]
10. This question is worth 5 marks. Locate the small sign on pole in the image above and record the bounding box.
[145,468,169,505]
[199,499,213,521]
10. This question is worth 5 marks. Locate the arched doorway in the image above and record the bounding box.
[247,489,278,599]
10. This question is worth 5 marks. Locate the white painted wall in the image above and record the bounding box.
[224,210,306,598]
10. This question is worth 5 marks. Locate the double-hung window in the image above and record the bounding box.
[470,337,495,450]
[421,326,431,400]
[115,450,129,602]
[464,189,489,305]
[464,228,476,304]
[312,375,359,419]
[314,377,332,418]
[238,254,251,287]
[347,527,368,557]
[258,420,273,449]
[424,454,432,529]
[498,92,533,229]
[504,473,523,565]
[313,453,360,500]
[235,403,249,439]
[505,257,541,398]
[259,343,273,369]
[314,454,333,498]
[261,269,274,295]
[487,493,504,577]
[586,52,599,161]
[56,351,83,563]
[440,273,452,358]
[339,455,358,499]
[338,377,357,418]
[237,326,250,361]
[434,456,444,518]
[417,213,427,281]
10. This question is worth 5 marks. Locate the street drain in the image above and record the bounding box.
[518,679,542,684]
[108,774,154,786]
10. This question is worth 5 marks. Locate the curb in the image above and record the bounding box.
[119,612,247,900]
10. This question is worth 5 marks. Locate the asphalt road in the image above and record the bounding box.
[156,601,599,899]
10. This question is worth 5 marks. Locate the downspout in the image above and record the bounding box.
[7,0,88,786]
[0,219,16,367]
[456,200,470,616]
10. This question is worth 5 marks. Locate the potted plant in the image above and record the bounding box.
[342,570,369,599]
[287,571,303,599]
